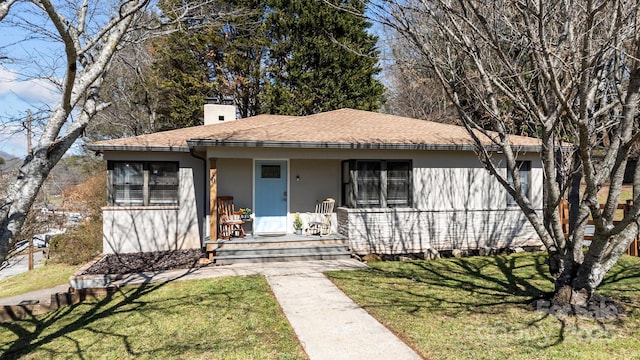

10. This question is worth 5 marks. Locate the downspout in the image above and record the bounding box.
[189,148,209,244]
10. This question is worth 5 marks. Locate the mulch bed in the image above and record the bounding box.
[79,249,206,276]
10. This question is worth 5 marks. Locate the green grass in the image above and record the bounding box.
[0,276,307,360]
[327,253,640,360]
[596,184,633,205]
[0,263,79,298]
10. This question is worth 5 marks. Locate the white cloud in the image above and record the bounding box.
[0,66,60,105]
[0,124,27,157]
[0,65,59,155]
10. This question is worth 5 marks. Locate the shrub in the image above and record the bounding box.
[49,172,105,265]
[48,216,102,265]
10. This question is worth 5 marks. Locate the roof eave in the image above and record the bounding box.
[186,139,543,152]
[84,144,190,152]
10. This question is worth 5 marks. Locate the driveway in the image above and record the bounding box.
[0,251,45,281]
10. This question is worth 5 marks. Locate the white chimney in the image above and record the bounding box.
[204,103,237,125]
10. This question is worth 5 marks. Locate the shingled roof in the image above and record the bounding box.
[86,108,542,152]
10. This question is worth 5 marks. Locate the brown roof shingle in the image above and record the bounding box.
[86,108,541,152]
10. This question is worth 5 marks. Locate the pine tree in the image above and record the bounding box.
[151,0,268,130]
[262,0,384,115]
[151,0,384,128]
[152,0,225,130]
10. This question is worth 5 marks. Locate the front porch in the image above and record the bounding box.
[205,233,351,265]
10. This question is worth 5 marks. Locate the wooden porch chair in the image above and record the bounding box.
[217,196,245,240]
[307,198,335,236]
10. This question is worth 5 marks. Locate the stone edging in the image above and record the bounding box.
[0,287,117,322]
[69,255,123,290]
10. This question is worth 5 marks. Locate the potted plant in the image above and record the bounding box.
[240,208,252,220]
[293,213,303,235]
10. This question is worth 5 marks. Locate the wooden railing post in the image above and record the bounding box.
[559,199,569,239]
[625,199,639,256]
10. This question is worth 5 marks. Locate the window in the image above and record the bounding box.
[148,162,179,205]
[342,160,412,208]
[109,161,179,206]
[261,165,281,179]
[507,160,531,206]
[112,162,143,205]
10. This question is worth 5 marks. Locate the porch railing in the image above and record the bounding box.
[559,199,639,256]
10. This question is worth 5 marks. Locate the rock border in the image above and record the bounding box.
[69,255,123,290]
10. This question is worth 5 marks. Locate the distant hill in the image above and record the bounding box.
[0,150,21,171]
[0,150,16,160]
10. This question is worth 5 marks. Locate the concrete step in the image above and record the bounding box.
[214,251,352,265]
[216,237,348,249]
[216,244,350,257]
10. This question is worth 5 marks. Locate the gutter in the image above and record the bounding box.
[186,139,544,152]
[84,144,190,152]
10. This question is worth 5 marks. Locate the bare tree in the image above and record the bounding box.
[383,32,457,122]
[87,19,160,139]
[368,0,640,305]
[0,0,19,20]
[0,0,163,263]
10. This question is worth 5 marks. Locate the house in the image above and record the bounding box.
[86,105,544,258]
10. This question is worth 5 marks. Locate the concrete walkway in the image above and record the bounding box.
[0,284,70,306]
[268,272,422,360]
[0,259,423,359]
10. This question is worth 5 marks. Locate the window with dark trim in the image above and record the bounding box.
[342,160,412,208]
[507,160,531,206]
[261,165,281,179]
[108,161,179,206]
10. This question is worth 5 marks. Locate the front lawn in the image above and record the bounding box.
[327,253,640,360]
[0,276,306,360]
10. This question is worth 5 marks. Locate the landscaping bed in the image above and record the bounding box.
[78,249,205,275]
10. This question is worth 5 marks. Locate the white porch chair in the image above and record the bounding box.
[307,198,335,236]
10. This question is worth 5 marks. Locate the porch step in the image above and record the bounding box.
[216,244,349,257]
[212,235,352,265]
[215,237,349,249]
[214,250,352,265]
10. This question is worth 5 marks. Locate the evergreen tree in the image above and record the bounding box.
[152,0,267,130]
[262,0,384,115]
[151,0,384,128]
[152,0,225,130]
[213,1,268,118]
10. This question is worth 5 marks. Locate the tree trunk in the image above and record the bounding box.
[0,152,60,263]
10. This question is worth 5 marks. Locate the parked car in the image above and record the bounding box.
[12,238,45,253]
[11,231,60,253]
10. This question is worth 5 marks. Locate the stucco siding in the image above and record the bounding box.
[101,152,205,254]
[217,158,253,210]
[102,205,201,254]
[289,159,341,213]
[338,207,541,255]
[99,148,543,255]
[413,152,543,210]
[337,151,544,254]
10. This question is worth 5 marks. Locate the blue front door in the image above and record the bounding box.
[254,160,288,234]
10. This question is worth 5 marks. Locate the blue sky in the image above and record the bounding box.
[0,65,60,157]
[0,1,392,159]
[0,1,66,158]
